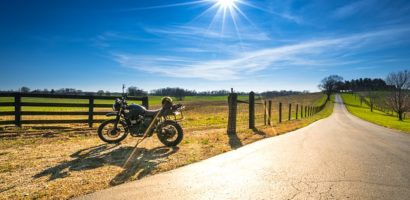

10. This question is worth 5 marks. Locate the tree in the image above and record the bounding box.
[96,90,105,96]
[20,86,30,93]
[385,70,410,121]
[127,86,147,96]
[318,75,343,101]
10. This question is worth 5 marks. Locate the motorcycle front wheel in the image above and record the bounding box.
[98,119,128,144]
[157,120,183,147]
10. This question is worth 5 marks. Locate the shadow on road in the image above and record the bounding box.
[33,144,179,185]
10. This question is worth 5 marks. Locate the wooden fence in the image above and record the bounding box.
[227,92,327,134]
[0,93,148,127]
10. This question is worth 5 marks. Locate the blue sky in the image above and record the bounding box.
[0,0,409,92]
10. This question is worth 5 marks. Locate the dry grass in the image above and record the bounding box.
[0,94,333,199]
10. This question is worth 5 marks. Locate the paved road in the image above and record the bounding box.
[78,95,410,200]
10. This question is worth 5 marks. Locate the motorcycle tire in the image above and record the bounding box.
[157,120,183,147]
[98,119,128,144]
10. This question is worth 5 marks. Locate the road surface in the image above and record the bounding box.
[78,95,410,200]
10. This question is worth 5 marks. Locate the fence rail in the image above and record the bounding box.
[227,91,328,134]
[0,92,149,127]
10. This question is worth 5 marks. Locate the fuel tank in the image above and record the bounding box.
[126,104,147,118]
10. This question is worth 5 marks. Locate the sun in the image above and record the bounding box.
[217,0,237,8]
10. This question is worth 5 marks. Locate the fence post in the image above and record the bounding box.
[88,96,94,128]
[249,91,255,129]
[279,102,282,123]
[14,93,21,127]
[305,106,307,118]
[142,96,149,109]
[227,93,237,134]
[264,100,267,125]
[288,103,292,121]
[268,100,272,126]
[296,104,299,119]
[300,105,303,118]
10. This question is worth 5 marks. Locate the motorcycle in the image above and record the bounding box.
[97,96,184,146]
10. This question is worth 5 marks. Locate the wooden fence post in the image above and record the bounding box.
[249,91,255,129]
[288,103,292,121]
[14,93,21,127]
[296,104,299,120]
[268,100,272,126]
[227,93,237,134]
[305,106,307,118]
[142,96,149,109]
[88,96,94,128]
[279,102,282,123]
[300,105,303,118]
[264,100,267,125]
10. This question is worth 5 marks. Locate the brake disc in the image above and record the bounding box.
[107,128,120,138]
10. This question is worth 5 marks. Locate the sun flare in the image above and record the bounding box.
[217,0,237,8]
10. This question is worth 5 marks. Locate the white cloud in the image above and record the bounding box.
[113,27,410,81]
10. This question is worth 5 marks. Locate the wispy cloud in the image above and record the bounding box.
[332,0,372,19]
[92,31,151,48]
[145,25,271,42]
[113,27,410,81]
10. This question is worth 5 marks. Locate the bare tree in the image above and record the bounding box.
[318,75,343,101]
[127,86,147,96]
[96,90,105,96]
[385,70,410,121]
[20,86,30,93]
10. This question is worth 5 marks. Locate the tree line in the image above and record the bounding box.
[319,69,410,121]
[1,86,309,100]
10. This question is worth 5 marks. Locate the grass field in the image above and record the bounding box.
[0,93,333,199]
[0,94,322,129]
[341,93,410,133]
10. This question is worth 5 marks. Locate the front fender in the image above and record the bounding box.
[105,112,118,117]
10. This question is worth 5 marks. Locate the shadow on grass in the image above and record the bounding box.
[31,126,73,130]
[33,144,179,185]
[343,102,365,109]
[228,132,243,149]
[252,127,267,137]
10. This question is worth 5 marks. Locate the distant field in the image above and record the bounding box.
[341,93,410,133]
[0,93,333,199]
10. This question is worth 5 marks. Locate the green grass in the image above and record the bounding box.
[341,93,410,133]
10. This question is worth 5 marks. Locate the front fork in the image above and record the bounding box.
[113,109,122,130]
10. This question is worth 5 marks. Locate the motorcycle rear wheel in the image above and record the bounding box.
[157,120,183,147]
[98,119,128,144]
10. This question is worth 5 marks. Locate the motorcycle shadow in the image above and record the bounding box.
[33,144,179,185]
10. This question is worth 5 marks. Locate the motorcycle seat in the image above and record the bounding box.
[145,109,161,117]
